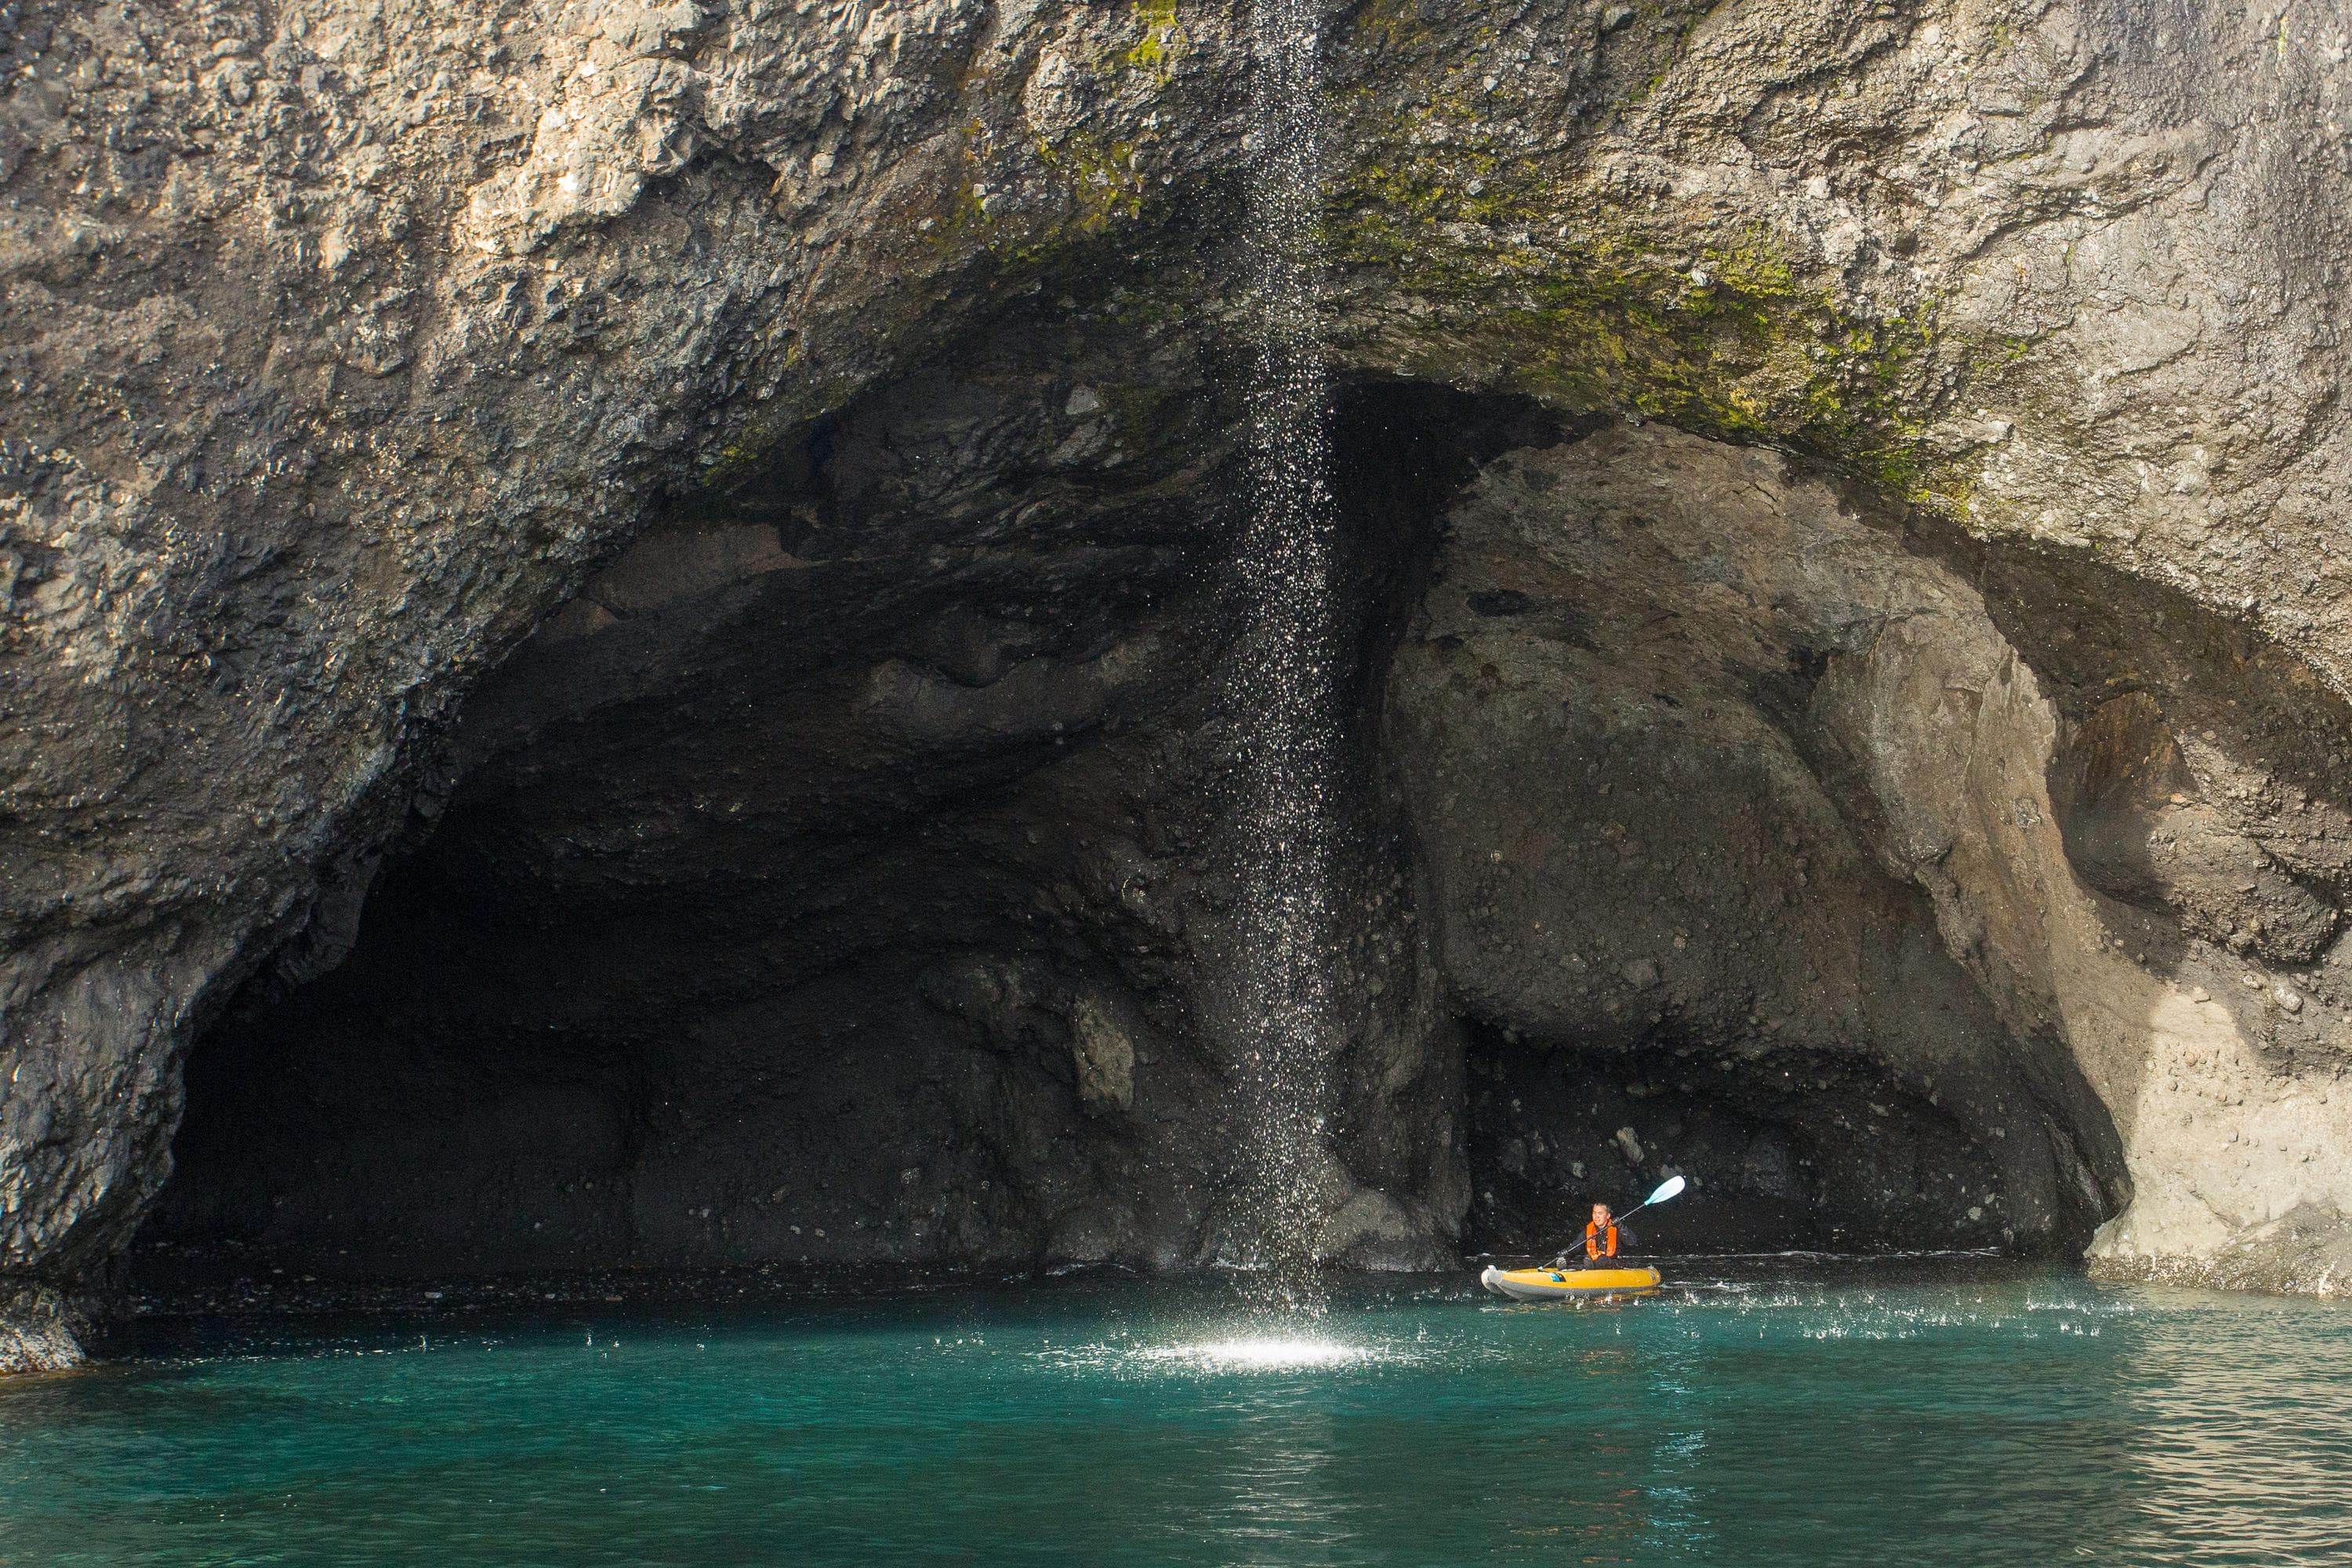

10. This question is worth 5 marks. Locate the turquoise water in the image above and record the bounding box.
[6,1264,2352,1566]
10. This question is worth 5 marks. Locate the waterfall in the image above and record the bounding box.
[1225,0,1338,1307]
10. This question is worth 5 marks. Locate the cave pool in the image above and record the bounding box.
[5,1260,2350,1566]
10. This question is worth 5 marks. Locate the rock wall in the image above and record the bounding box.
[1390,426,2129,1254]
[9,0,2352,1359]
[1386,419,2352,1276]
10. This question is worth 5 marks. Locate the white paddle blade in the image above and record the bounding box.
[1646,1174,1688,1206]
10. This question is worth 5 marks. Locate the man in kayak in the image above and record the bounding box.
[1550,1203,1635,1269]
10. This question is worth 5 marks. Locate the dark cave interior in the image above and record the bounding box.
[147,337,2350,1289]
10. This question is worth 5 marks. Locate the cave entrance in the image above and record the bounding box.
[135,341,1559,1287]
[140,343,2169,1290]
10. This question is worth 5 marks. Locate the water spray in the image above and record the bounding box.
[1225,0,1339,1310]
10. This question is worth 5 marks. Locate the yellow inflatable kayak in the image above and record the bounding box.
[1479,1264,1662,1301]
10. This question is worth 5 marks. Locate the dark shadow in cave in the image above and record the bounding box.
[132,352,1561,1287]
[1464,1027,2067,1258]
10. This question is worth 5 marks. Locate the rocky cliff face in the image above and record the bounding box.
[9,0,2352,1366]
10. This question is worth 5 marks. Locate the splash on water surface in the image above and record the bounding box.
[1104,1334,1399,1374]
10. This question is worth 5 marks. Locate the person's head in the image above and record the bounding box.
[1592,1202,1613,1226]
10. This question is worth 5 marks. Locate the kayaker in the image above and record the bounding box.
[1483,1175,1685,1298]
[1552,1203,1635,1268]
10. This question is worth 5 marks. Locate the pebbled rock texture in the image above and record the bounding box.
[8,0,2352,1357]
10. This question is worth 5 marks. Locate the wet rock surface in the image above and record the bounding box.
[9,0,2352,1357]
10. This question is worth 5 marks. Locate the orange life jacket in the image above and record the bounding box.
[1584,1221,1619,1260]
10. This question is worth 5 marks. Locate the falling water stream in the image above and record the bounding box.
[1226,0,1342,1304]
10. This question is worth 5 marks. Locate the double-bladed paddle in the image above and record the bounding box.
[1543,1173,1687,1266]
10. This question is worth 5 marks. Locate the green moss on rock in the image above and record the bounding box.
[1330,149,1972,507]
